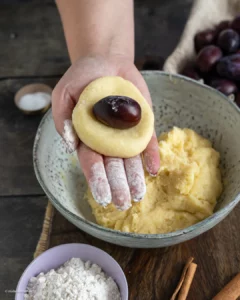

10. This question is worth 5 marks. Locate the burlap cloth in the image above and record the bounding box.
[34,0,240,258]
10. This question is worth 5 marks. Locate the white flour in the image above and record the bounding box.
[89,162,112,206]
[124,155,146,202]
[24,258,121,300]
[63,120,79,153]
[104,157,132,211]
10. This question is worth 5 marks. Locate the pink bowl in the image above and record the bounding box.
[15,243,128,300]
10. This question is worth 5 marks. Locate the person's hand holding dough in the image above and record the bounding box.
[52,0,160,210]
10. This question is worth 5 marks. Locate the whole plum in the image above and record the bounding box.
[196,45,222,73]
[231,15,240,34]
[194,30,216,52]
[217,29,239,53]
[93,96,141,129]
[209,78,238,96]
[181,67,201,80]
[215,20,230,36]
[235,92,240,107]
[216,54,240,80]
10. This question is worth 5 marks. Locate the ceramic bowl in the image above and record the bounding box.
[15,243,128,300]
[33,71,240,248]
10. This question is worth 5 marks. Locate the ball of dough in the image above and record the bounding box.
[72,76,154,158]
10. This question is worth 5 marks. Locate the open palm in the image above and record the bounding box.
[52,55,160,210]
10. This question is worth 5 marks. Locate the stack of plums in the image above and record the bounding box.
[182,15,240,107]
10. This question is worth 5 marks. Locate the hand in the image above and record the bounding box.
[52,55,160,210]
[164,0,240,73]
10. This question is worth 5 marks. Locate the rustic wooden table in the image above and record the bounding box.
[1,1,240,300]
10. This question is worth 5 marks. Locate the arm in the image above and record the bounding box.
[56,0,134,62]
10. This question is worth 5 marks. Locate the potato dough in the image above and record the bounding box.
[72,76,154,158]
[86,127,223,234]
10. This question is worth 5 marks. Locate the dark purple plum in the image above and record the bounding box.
[194,30,216,52]
[209,78,238,96]
[217,29,239,53]
[93,96,141,129]
[216,54,240,80]
[196,45,222,73]
[201,65,219,84]
[181,67,201,80]
[235,92,240,107]
[215,20,230,36]
[231,15,240,34]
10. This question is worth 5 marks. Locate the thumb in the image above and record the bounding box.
[52,80,79,153]
[52,56,114,152]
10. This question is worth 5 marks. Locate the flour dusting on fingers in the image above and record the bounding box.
[124,155,146,202]
[144,152,157,177]
[62,119,79,153]
[88,162,112,207]
[104,157,131,211]
[143,133,160,176]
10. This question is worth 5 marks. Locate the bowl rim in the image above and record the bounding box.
[16,243,128,299]
[33,71,240,240]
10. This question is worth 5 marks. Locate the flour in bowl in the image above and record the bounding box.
[24,258,121,300]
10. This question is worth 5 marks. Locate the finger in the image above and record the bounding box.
[143,132,160,176]
[52,82,79,153]
[124,155,146,202]
[123,66,160,175]
[104,157,132,211]
[77,144,112,206]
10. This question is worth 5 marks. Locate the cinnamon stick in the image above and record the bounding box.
[178,262,197,300]
[213,273,240,300]
[171,257,197,300]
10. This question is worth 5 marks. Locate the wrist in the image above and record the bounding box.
[56,0,134,64]
[76,42,134,63]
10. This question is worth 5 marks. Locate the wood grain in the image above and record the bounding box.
[0,195,47,300]
[0,77,59,196]
[49,203,240,300]
[0,0,192,77]
[0,1,70,77]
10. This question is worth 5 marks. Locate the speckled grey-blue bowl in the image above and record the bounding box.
[33,71,240,248]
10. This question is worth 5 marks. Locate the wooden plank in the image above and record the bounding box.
[0,1,70,77]
[49,204,240,300]
[0,196,47,300]
[0,77,59,196]
[0,0,192,77]
[134,0,192,62]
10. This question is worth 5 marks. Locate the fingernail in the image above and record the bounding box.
[149,172,158,177]
[132,189,146,202]
[62,119,79,153]
[116,202,132,211]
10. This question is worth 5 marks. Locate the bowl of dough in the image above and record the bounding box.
[33,71,240,248]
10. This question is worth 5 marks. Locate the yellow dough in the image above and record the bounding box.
[86,127,223,234]
[72,76,154,158]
